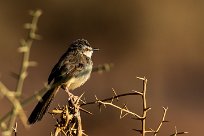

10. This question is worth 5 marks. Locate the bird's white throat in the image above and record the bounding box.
[83,50,93,58]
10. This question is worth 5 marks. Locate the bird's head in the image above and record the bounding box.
[69,39,99,58]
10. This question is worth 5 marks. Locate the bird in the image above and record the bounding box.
[28,39,98,124]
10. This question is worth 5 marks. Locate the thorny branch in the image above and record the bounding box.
[79,77,188,136]
[0,9,42,136]
[96,99,142,119]
[152,107,169,136]
[141,77,149,136]
[170,126,189,136]
[0,83,27,129]
[50,93,85,136]
[16,10,41,96]
[80,91,142,107]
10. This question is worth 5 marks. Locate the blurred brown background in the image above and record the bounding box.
[0,0,204,135]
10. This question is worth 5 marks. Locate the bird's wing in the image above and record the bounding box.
[55,53,86,82]
[48,52,86,85]
[48,63,60,84]
[48,52,69,84]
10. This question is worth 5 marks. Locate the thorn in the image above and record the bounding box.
[18,46,29,53]
[132,90,143,95]
[120,104,129,119]
[175,126,178,133]
[101,101,106,108]
[34,91,42,101]
[82,97,86,104]
[76,92,85,104]
[162,106,168,110]
[33,34,42,40]
[136,76,145,80]
[149,128,154,131]
[110,98,114,103]
[112,88,119,101]
[29,9,42,16]
[30,33,41,40]
[82,130,88,136]
[34,9,42,16]
[98,103,102,112]
[132,129,142,133]
[12,122,17,133]
[144,107,152,112]
[170,126,188,136]
[94,95,99,101]
[179,132,189,134]
[79,107,93,115]
[28,61,38,67]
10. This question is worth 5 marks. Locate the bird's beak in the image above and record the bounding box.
[93,48,99,51]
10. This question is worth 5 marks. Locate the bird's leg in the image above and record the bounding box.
[65,87,78,101]
[65,87,71,96]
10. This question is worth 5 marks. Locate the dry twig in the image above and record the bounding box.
[50,92,85,136]
[12,122,17,136]
[152,107,169,136]
[80,76,187,136]
[170,126,189,136]
[0,9,42,136]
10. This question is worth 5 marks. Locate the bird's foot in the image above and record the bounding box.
[65,88,79,101]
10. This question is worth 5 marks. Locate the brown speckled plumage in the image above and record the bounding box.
[28,39,96,124]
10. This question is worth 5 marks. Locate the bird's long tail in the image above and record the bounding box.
[28,86,59,124]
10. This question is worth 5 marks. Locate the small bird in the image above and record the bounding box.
[28,39,98,124]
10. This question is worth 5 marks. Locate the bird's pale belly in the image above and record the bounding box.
[63,71,91,91]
